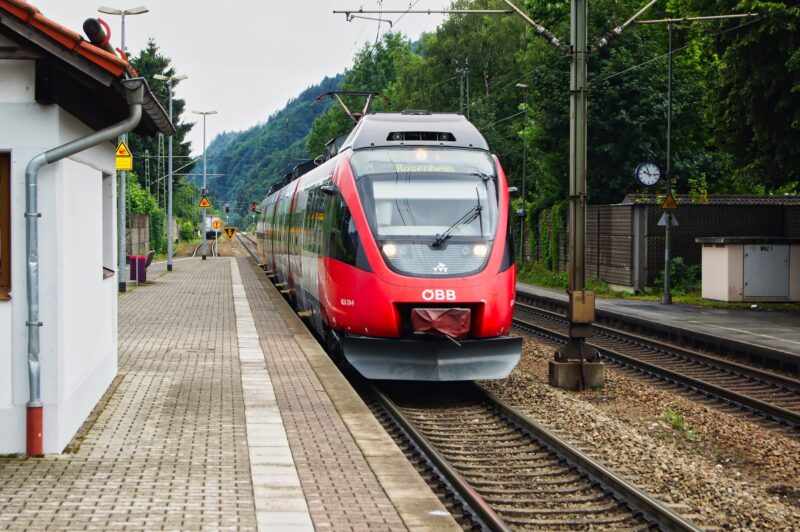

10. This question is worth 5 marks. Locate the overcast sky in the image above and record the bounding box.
[38,1,449,154]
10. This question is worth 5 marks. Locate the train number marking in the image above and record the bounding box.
[340,298,355,307]
[421,289,456,301]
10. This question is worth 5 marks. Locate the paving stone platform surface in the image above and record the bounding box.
[237,258,410,531]
[0,258,258,531]
[0,255,455,531]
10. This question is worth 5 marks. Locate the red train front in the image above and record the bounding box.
[257,112,521,380]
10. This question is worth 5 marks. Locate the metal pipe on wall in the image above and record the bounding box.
[23,79,145,457]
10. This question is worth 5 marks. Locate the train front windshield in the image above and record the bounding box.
[350,147,499,277]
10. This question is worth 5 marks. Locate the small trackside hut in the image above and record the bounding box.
[0,0,173,455]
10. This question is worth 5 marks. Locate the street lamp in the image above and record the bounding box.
[515,82,529,263]
[192,110,217,260]
[154,74,187,272]
[98,5,148,293]
[97,6,148,54]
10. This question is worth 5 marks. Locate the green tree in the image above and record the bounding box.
[128,39,194,200]
[679,0,800,191]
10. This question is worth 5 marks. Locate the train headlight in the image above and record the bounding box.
[473,244,488,257]
[382,243,398,257]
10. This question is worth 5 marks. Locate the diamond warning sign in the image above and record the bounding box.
[224,227,237,240]
[199,196,211,209]
[115,142,133,171]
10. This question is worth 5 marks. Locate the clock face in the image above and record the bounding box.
[635,162,661,186]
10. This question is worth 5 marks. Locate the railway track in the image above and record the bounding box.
[367,381,698,531]
[514,301,800,433]
[236,236,697,529]
[192,238,219,257]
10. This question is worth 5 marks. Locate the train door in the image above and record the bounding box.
[284,180,301,295]
[275,187,291,285]
[300,184,327,334]
[289,184,308,303]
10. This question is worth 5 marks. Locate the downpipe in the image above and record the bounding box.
[23,79,145,456]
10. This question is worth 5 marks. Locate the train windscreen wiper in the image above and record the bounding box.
[431,196,483,249]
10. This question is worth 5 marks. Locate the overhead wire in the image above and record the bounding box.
[393,0,424,29]
[591,14,766,85]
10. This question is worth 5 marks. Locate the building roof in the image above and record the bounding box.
[0,0,174,137]
[621,194,800,207]
[341,112,490,152]
[0,0,127,76]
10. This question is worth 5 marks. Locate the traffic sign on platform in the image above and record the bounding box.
[211,218,223,230]
[224,227,237,240]
[658,212,679,227]
[199,196,211,209]
[661,192,678,210]
[115,142,133,171]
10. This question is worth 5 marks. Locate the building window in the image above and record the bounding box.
[0,153,10,298]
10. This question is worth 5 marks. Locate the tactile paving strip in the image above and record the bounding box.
[238,258,408,531]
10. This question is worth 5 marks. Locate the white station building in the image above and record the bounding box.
[0,0,172,454]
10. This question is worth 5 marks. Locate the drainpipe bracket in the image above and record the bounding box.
[26,321,43,327]
[27,400,43,407]
[24,212,42,218]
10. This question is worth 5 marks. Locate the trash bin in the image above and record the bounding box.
[129,255,147,283]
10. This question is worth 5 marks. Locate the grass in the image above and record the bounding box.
[518,261,800,313]
[662,407,699,441]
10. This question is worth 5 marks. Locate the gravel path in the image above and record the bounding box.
[482,336,800,530]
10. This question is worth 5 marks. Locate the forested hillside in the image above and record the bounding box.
[201,75,342,223]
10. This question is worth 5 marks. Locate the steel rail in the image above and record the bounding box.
[518,301,800,393]
[371,386,511,532]
[375,382,698,531]
[482,386,698,531]
[513,307,800,429]
[515,289,799,371]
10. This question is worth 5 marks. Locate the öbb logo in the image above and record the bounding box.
[421,289,456,301]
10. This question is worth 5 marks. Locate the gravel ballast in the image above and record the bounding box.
[482,336,800,530]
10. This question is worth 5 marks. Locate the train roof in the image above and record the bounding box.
[341,112,490,152]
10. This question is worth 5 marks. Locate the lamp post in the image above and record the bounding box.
[192,110,217,260]
[154,73,187,272]
[515,82,529,263]
[98,5,148,292]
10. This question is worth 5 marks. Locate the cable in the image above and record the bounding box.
[393,0,424,28]
[592,15,766,85]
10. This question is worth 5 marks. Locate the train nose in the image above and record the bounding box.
[410,308,471,338]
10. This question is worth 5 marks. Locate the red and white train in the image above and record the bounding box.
[256,112,521,380]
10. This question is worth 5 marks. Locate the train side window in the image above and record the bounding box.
[499,216,515,272]
[326,195,356,265]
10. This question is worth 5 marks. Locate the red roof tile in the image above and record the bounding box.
[0,0,128,77]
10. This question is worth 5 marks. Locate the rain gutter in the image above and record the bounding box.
[23,77,145,456]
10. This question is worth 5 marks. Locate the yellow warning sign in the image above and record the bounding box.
[224,227,237,240]
[199,196,211,209]
[661,193,678,210]
[212,218,223,230]
[115,142,133,171]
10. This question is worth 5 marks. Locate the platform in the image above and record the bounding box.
[518,282,800,358]
[0,257,458,531]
